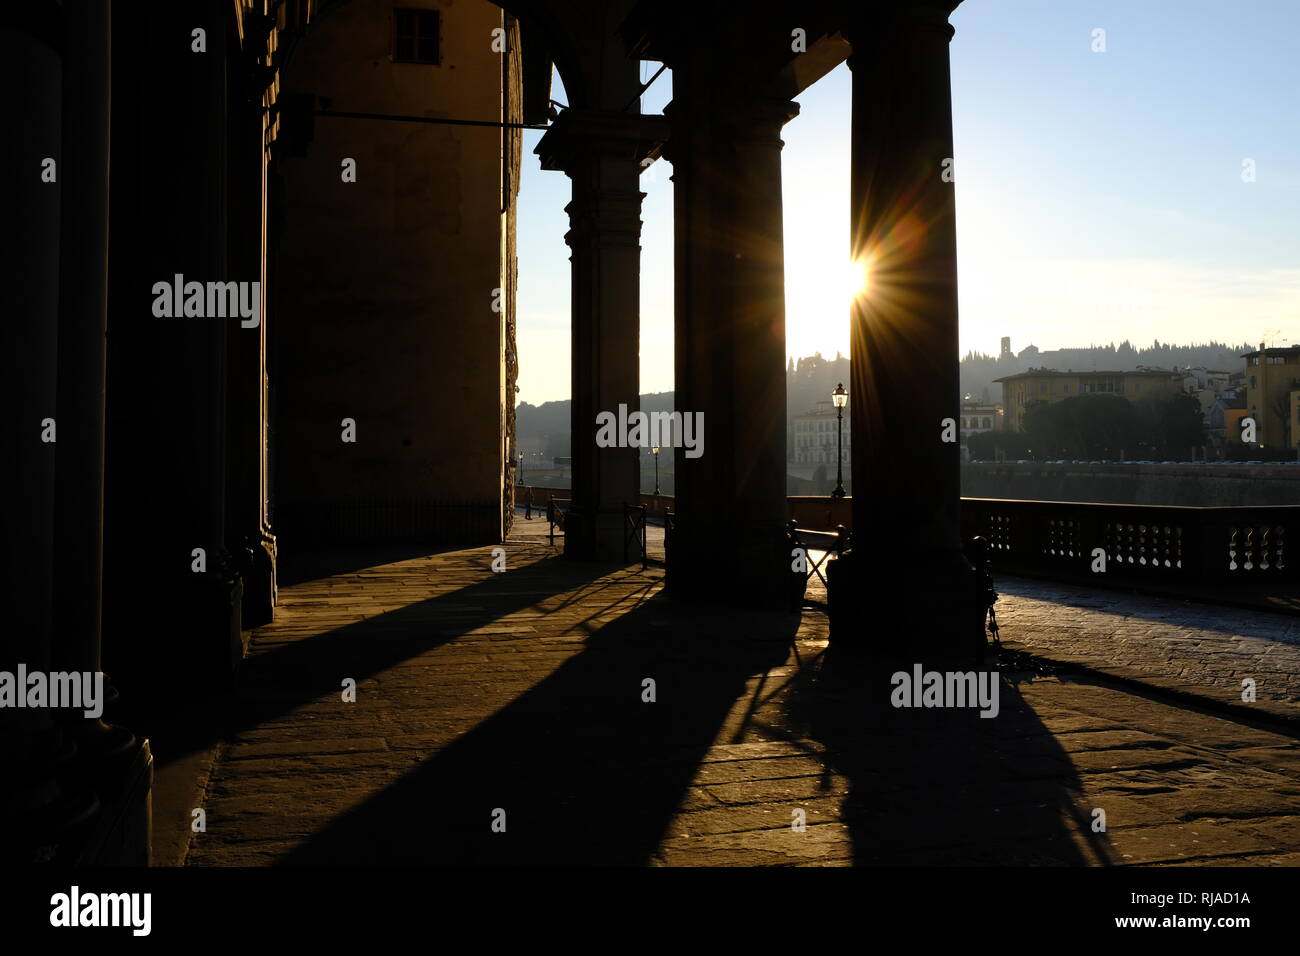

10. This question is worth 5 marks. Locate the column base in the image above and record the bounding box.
[563,508,642,563]
[239,533,277,629]
[827,545,987,664]
[1,724,99,865]
[75,736,153,867]
[666,522,793,607]
[202,565,245,687]
[9,718,151,866]
[147,566,245,694]
[44,735,152,867]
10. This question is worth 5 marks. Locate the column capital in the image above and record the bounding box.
[562,189,646,249]
[535,108,669,175]
[844,0,960,59]
[662,96,799,162]
[724,97,801,146]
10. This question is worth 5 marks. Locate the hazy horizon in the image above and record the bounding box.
[516,0,1300,405]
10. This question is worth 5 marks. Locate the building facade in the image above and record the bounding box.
[996,368,1185,433]
[271,0,523,544]
[959,399,1000,441]
[792,401,851,466]
[1243,346,1300,450]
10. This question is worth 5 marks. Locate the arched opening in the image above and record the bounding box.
[949,1,1297,468]
[782,62,854,496]
[514,58,676,504]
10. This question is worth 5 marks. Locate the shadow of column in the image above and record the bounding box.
[780,645,1114,865]
[274,597,798,865]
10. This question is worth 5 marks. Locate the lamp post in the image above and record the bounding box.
[831,383,848,499]
[651,445,661,496]
[518,451,524,486]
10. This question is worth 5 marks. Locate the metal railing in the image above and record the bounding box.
[517,488,1298,605]
[960,498,1298,591]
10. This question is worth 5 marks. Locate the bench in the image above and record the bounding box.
[786,520,851,612]
[624,502,648,569]
[546,495,570,546]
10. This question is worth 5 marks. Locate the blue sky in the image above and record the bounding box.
[516,0,1300,404]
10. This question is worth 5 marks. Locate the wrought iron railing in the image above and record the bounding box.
[960,497,1298,591]
[517,488,1299,604]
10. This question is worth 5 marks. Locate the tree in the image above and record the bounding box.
[967,430,1030,461]
[1132,393,1204,459]
[1267,382,1298,450]
[1024,394,1137,459]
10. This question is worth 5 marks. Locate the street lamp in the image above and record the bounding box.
[651,445,661,496]
[831,383,848,499]
[518,451,524,486]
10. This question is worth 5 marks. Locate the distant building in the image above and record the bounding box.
[994,368,1184,433]
[959,399,1000,440]
[1209,394,1246,448]
[959,399,1000,462]
[1182,367,1231,394]
[1243,345,1300,449]
[999,336,1012,360]
[792,400,851,465]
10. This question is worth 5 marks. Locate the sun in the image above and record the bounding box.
[783,231,864,361]
[846,258,871,301]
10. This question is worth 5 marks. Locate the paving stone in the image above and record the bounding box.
[996,576,1300,721]
[181,527,1300,867]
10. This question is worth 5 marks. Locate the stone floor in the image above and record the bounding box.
[996,577,1300,724]
[182,515,1300,866]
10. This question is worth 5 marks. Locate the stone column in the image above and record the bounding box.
[667,65,798,601]
[227,39,278,627]
[99,0,243,695]
[536,110,665,561]
[51,2,149,757]
[52,0,152,864]
[52,0,113,686]
[831,0,983,654]
[0,4,104,866]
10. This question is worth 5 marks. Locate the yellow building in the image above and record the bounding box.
[1224,407,1251,444]
[1243,346,1300,449]
[995,368,1184,433]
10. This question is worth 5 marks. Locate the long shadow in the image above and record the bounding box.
[993,568,1300,619]
[277,596,799,865]
[275,542,468,587]
[127,548,611,770]
[997,575,1300,647]
[780,644,1114,866]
